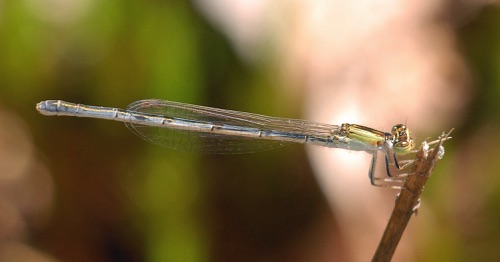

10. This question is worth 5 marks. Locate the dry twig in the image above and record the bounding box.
[372,130,453,262]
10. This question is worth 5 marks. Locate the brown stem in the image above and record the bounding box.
[372,130,453,262]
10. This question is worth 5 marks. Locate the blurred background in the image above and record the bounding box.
[1,0,500,261]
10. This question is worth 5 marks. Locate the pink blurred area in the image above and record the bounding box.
[0,110,55,261]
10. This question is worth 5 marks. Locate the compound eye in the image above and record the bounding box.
[392,124,406,135]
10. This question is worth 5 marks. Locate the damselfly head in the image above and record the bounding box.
[391,124,414,155]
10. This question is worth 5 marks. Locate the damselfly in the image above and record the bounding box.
[36,99,415,185]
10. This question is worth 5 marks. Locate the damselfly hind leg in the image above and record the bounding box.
[369,153,405,189]
[369,152,403,187]
[369,152,415,188]
[368,151,377,186]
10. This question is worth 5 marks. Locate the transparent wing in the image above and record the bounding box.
[125,99,339,154]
